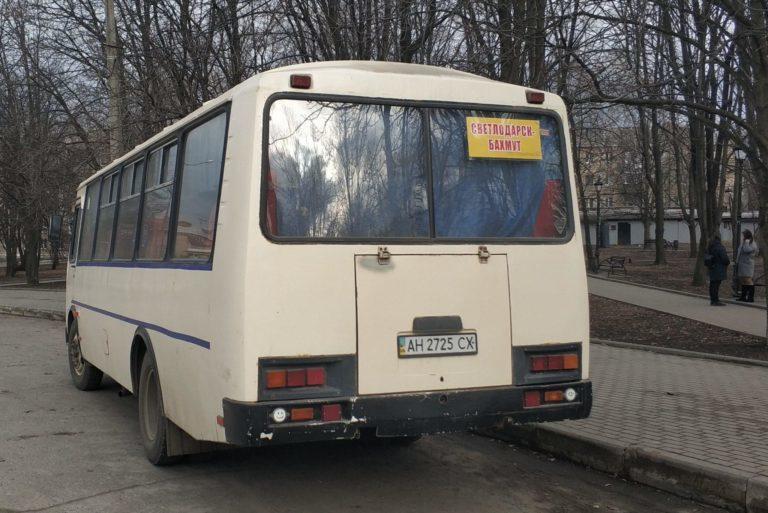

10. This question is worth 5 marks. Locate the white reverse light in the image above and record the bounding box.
[271,407,288,423]
[564,388,577,402]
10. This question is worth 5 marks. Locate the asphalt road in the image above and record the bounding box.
[0,314,723,513]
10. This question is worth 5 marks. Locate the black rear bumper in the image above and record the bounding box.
[222,380,592,446]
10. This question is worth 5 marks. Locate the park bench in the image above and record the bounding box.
[598,256,628,276]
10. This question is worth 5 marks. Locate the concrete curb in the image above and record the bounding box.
[481,423,768,512]
[0,305,64,322]
[593,338,768,368]
[588,273,767,311]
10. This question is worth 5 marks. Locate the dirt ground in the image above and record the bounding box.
[590,294,768,361]
[0,263,66,287]
[591,243,765,303]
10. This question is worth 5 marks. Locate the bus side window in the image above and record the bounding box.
[69,205,81,263]
[93,171,119,260]
[137,145,176,260]
[78,183,99,261]
[113,160,144,260]
[172,112,227,261]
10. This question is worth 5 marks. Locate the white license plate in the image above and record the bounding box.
[397,333,478,358]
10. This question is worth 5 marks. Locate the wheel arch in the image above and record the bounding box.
[66,306,77,343]
[130,327,157,395]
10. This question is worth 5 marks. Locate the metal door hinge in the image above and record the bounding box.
[478,246,490,263]
[377,246,391,265]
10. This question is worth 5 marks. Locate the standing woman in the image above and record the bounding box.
[737,230,757,302]
[706,235,730,306]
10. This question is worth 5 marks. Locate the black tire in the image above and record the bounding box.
[67,319,103,391]
[137,351,179,465]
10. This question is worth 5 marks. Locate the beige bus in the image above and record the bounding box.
[65,61,591,464]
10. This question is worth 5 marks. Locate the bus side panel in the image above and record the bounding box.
[66,91,256,444]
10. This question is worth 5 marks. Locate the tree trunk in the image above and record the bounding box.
[24,227,40,285]
[4,239,16,277]
[687,222,697,258]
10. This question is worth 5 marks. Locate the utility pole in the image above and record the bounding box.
[105,0,124,160]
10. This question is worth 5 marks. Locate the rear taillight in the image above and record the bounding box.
[290,407,315,422]
[524,390,541,408]
[523,387,577,408]
[322,404,343,422]
[266,367,327,389]
[529,353,579,373]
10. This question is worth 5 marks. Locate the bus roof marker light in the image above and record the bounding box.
[290,74,312,89]
[526,90,545,104]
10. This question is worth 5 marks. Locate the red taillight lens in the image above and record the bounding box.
[531,353,578,373]
[290,74,312,89]
[306,367,326,386]
[264,366,328,390]
[526,90,545,104]
[524,390,541,408]
[322,404,342,422]
[547,355,564,371]
[290,407,315,422]
[563,354,579,370]
[266,370,287,389]
[530,355,548,372]
[286,369,307,387]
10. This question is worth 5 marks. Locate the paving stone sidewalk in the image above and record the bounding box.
[589,276,766,337]
[490,343,768,512]
[563,344,768,476]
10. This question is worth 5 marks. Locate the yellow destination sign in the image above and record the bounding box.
[465,117,542,160]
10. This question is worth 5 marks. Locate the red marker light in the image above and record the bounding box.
[526,90,545,104]
[322,404,343,422]
[266,370,287,389]
[530,355,548,372]
[306,367,326,386]
[290,74,312,89]
[286,369,307,387]
[524,390,541,408]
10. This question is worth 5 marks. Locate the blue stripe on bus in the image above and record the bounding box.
[71,300,211,350]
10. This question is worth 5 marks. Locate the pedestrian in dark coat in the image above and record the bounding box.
[706,236,730,306]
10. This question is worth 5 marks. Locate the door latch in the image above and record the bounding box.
[377,246,391,265]
[478,245,490,263]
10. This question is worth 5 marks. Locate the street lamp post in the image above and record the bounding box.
[733,148,747,247]
[731,148,747,299]
[595,179,603,266]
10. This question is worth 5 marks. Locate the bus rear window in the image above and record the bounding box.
[266,99,569,240]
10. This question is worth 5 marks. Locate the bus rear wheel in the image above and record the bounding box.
[138,352,179,465]
[67,319,103,391]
